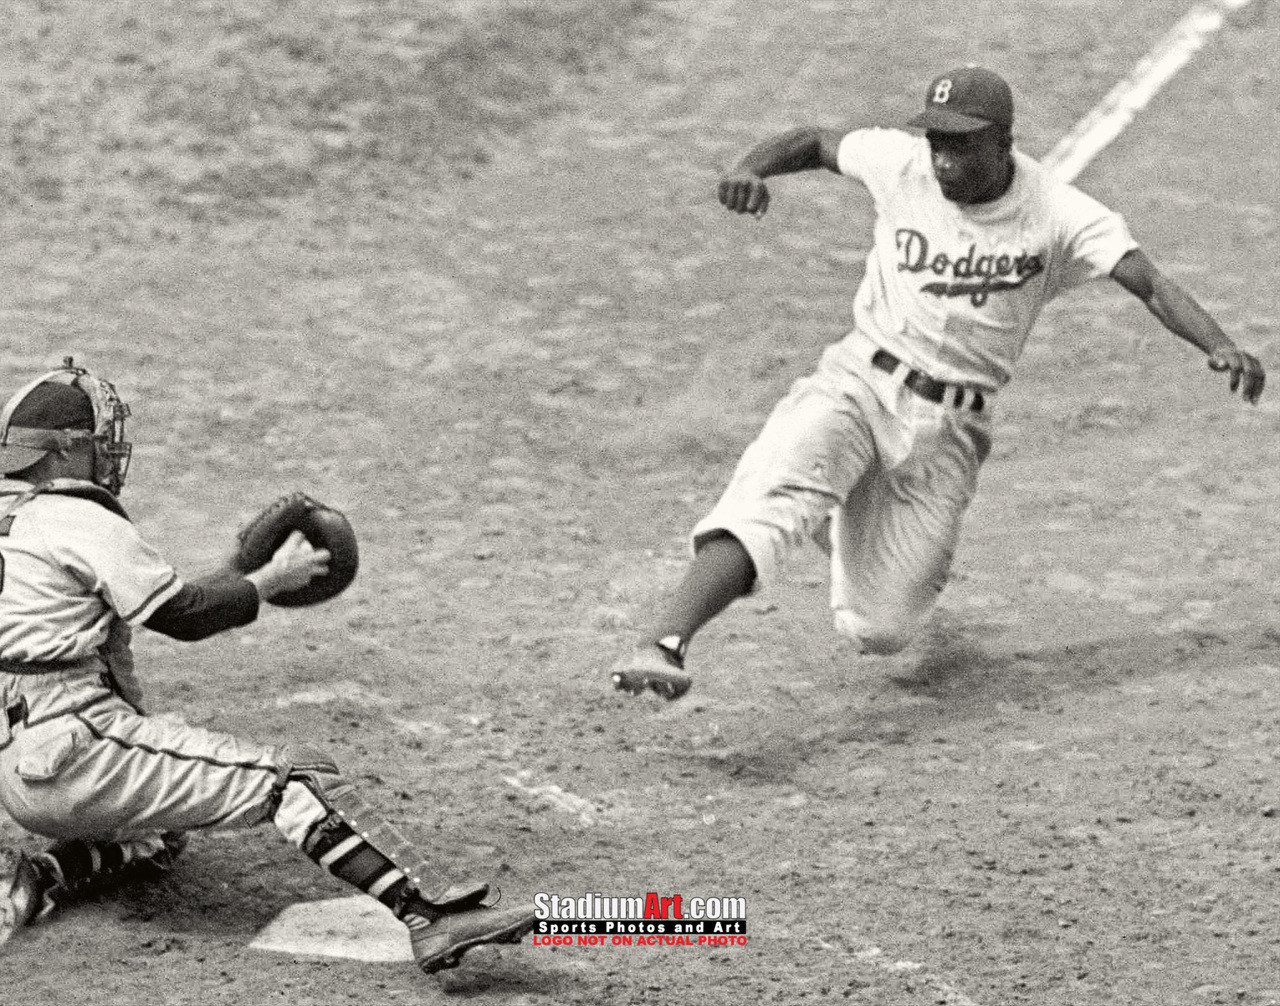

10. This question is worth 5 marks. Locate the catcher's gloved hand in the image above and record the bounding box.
[233,492,359,607]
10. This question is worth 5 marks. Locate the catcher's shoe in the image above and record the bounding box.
[611,643,692,700]
[408,903,538,975]
[0,853,62,949]
[150,831,189,873]
[119,831,190,885]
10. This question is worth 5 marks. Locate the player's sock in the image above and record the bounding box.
[37,835,178,900]
[275,772,491,933]
[47,839,131,888]
[299,813,440,923]
[651,532,756,646]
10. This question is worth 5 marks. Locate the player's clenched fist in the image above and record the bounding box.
[1208,348,1266,404]
[718,172,770,217]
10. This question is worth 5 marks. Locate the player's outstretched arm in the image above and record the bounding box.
[1111,248,1265,404]
[718,126,846,217]
[145,533,327,642]
[147,531,334,641]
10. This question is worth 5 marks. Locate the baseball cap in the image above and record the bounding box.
[908,65,1014,133]
[0,380,94,475]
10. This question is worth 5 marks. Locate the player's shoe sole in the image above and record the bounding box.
[410,904,538,975]
[611,646,692,700]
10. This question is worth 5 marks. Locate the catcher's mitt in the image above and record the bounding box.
[234,492,358,607]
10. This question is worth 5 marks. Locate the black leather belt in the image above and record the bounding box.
[5,696,27,729]
[871,348,986,413]
[0,657,86,675]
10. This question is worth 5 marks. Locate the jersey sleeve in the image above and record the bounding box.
[1052,184,1139,292]
[835,128,921,200]
[45,502,184,626]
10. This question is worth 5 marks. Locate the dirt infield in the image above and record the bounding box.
[2,1,1278,1004]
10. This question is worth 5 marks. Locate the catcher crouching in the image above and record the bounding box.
[0,359,536,974]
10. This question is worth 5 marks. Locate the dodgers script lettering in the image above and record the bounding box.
[895,228,1044,306]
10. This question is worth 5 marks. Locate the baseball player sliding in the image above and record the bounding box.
[0,361,537,974]
[613,65,1266,701]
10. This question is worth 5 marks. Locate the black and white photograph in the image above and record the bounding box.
[1,1,1276,1003]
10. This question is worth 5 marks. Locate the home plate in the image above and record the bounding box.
[250,896,413,962]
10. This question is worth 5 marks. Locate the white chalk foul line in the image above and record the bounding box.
[1043,0,1257,182]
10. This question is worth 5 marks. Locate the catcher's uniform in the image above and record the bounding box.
[693,127,1137,653]
[0,476,534,971]
[0,480,311,843]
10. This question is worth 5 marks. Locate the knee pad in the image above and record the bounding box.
[832,609,913,656]
[245,744,342,830]
[276,744,341,786]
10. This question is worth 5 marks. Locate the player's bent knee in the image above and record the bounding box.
[246,744,344,841]
[832,610,913,655]
[276,744,342,789]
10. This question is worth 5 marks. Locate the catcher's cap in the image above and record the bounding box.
[908,65,1014,133]
[0,379,94,476]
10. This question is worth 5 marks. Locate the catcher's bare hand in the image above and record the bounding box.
[246,530,331,601]
[718,172,770,217]
[1208,348,1265,404]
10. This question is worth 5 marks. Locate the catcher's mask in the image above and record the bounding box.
[0,357,132,495]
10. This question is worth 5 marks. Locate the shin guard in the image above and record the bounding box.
[272,770,492,922]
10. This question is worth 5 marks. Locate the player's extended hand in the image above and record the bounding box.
[246,530,331,601]
[718,172,770,218]
[1208,347,1265,404]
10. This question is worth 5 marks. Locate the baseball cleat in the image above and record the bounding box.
[0,853,61,949]
[611,644,692,700]
[409,903,538,975]
[151,831,190,873]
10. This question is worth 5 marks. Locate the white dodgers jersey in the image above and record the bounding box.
[834,128,1138,389]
